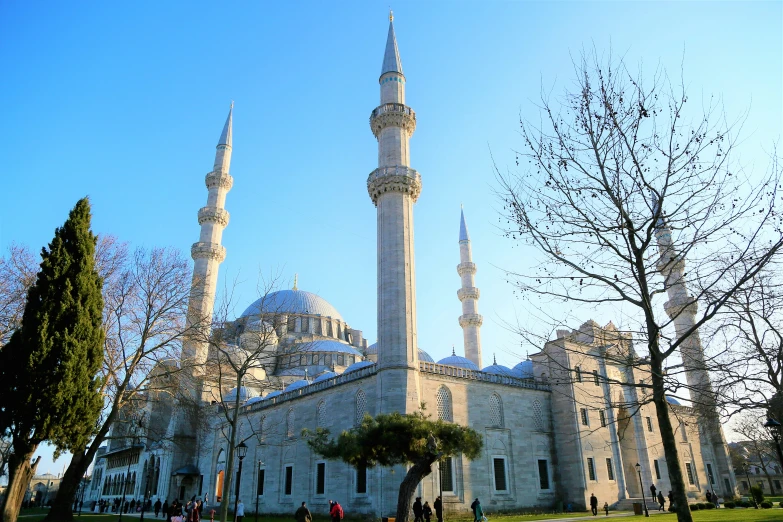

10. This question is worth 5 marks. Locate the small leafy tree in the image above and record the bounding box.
[305,411,483,522]
[0,198,104,522]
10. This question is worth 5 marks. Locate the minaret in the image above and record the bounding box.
[368,12,422,413]
[457,207,483,367]
[654,203,735,493]
[184,104,234,374]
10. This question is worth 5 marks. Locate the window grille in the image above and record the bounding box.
[599,410,606,427]
[606,458,614,481]
[533,400,544,431]
[685,462,695,485]
[593,370,600,386]
[646,417,653,432]
[575,366,582,382]
[580,408,589,426]
[286,409,295,438]
[316,463,326,495]
[489,394,503,427]
[355,389,367,426]
[654,460,661,480]
[437,386,453,422]
[356,464,367,494]
[284,466,293,495]
[440,457,454,492]
[317,401,327,428]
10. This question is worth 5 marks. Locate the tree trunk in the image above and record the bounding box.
[219,375,243,522]
[395,459,434,522]
[1,445,39,522]
[649,356,693,522]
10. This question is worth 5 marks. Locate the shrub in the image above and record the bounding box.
[704,503,715,509]
[689,504,699,511]
[724,501,735,508]
[779,501,783,508]
[760,501,772,509]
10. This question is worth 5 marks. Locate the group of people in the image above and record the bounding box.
[412,497,440,522]
[148,497,205,522]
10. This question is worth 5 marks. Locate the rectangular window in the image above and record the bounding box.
[587,458,596,481]
[599,410,606,427]
[580,408,589,426]
[316,463,325,495]
[680,423,688,442]
[257,468,265,496]
[685,463,695,485]
[654,460,661,480]
[199,475,203,496]
[301,317,309,332]
[356,464,367,494]
[646,417,653,432]
[593,370,600,386]
[493,458,507,491]
[537,460,550,490]
[775,480,781,490]
[706,463,715,485]
[575,366,582,382]
[440,457,454,492]
[287,316,296,332]
[284,466,293,495]
[741,481,748,491]
[606,458,614,481]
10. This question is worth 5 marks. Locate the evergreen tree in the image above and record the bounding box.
[0,198,104,522]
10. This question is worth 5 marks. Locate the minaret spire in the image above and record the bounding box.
[369,14,422,415]
[457,207,483,367]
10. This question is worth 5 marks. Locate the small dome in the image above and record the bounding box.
[513,360,534,379]
[344,360,375,373]
[224,387,259,403]
[263,390,282,400]
[666,396,682,406]
[241,289,343,321]
[482,363,515,377]
[245,396,263,405]
[313,371,339,383]
[285,379,311,392]
[300,340,363,356]
[366,343,378,355]
[437,354,479,371]
[418,348,434,362]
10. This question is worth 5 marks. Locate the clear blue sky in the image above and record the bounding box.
[1,1,780,474]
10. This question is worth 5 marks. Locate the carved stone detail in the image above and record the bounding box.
[457,287,480,301]
[367,166,422,205]
[459,314,484,328]
[370,103,416,138]
[457,262,476,277]
[205,171,234,191]
[198,206,230,227]
[191,242,226,262]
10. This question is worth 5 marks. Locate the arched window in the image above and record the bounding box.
[355,390,367,426]
[300,355,306,365]
[533,399,544,431]
[317,401,327,428]
[489,393,503,427]
[286,409,295,438]
[153,457,160,495]
[437,386,453,422]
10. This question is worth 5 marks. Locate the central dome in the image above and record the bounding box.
[240,289,343,321]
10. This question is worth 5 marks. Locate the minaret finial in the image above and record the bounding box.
[493,353,497,365]
[293,274,298,291]
[389,9,393,22]
[452,345,456,356]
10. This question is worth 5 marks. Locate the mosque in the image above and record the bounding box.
[86,15,736,516]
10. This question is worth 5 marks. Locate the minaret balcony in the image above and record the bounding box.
[205,171,234,191]
[370,103,416,138]
[459,314,484,328]
[198,207,230,227]
[367,166,422,205]
[191,242,226,263]
[457,262,476,277]
[457,287,480,301]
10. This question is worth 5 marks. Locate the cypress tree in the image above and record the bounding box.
[0,198,104,522]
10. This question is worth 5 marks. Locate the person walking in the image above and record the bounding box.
[413,497,424,522]
[603,502,609,516]
[473,499,483,522]
[590,493,598,516]
[657,491,665,512]
[470,499,479,521]
[423,501,433,522]
[649,484,657,500]
[295,502,312,522]
[236,499,245,522]
[667,491,674,512]
[162,500,169,520]
[154,499,162,517]
[433,496,443,522]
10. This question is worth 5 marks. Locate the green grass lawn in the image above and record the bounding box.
[637,508,783,521]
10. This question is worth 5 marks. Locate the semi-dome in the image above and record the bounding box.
[284,379,311,392]
[482,363,515,377]
[437,353,479,371]
[313,371,339,383]
[366,343,433,362]
[224,387,259,403]
[666,396,682,406]
[344,360,375,373]
[300,340,362,356]
[240,289,344,321]
[513,360,534,379]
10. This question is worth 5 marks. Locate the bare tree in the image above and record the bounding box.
[733,411,780,495]
[44,246,199,522]
[0,244,39,346]
[497,49,782,521]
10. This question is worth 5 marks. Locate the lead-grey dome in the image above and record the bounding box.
[240,289,343,321]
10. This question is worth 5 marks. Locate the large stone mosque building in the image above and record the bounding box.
[87,16,736,515]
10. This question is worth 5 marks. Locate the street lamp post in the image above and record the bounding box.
[118,436,140,522]
[764,417,783,494]
[742,463,759,509]
[233,442,248,522]
[635,463,649,517]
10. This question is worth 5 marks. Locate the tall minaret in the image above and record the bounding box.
[368,12,422,414]
[184,104,234,372]
[457,207,483,367]
[654,204,735,493]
